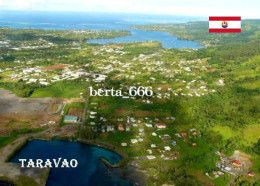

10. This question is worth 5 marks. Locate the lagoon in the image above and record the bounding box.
[88,29,202,49]
[0,11,204,49]
[10,139,132,186]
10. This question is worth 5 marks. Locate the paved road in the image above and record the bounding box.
[82,86,90,125]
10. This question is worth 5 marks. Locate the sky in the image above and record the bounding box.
[0,0,260,18]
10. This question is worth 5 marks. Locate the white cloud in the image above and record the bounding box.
[0,0,259,18]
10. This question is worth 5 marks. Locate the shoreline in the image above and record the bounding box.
[8,136,129,167]
[0,135,131,185]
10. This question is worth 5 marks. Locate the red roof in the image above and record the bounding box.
[181,132,188,137]
[232,160,241,166]
[156,123,166,128]
[156,123,166,126]
[118,124,124,131]
[192,143,197,146]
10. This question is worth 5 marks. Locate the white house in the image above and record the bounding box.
[156,123,167,129]
[164,146,171,151]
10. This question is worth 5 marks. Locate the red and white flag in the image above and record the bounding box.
[209,16,241,33]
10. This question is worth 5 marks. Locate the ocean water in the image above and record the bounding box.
[0,11,204,49]
[10,139,132,186]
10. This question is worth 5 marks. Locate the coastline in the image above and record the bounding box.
[0,134,132,185]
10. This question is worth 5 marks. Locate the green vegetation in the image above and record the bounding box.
[0,128,43,149]
[31,81,86,98]
[211,126,240,140]
[132,20,260,46]
[0,136,16,148]
[0,21,260,185]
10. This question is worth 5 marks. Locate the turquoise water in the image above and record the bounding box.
[0,11,204,49]
[10,139,132,186]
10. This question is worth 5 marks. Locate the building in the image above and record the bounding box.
[118,124,124,131]
[247,171,255,177]
[121,143,127,147]
[159,134,171,141]
[125,125,131,131]
[232,160,241,167]
[147,155,156,160]
[216,79,225,86]
[224,166,231,171]
[64,115,80,123]
[107,126,114,132]
[156,123,167,129]
[131,139,138,144]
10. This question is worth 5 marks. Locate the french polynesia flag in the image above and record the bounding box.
[209,16,241,33]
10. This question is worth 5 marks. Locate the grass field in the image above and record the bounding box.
[212,124,260,147]
[242,124,260,146]
[241,79,260,90]
[31,81,87,98]
[211,126,240,140]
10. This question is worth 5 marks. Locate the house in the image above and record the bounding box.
[164,146,171,151]
[159,134,171,141]
[121,143,127,147]
[130,117,136,122]
[152,132,157,136]
[145,123,153,128]
[101,126,106,133]
[64,115,80,123]
[232,160,241,167]
[28,78,37,83]
[40,82,49,86]
[216,79,225,86]
[172,141,177,146]
[151,144,156,148]
[117,118,124,122]
[93,74,107,83]
[48,121,56,125]
[156,123,167,129]
[131,139,138,144]
[118,124,124,131]
[107,126,114,132]
[181,132,188,137]
[224,166,231,171]
[192,143,197,147]
[125,124,131,131]
[147,155,156,160]
[247,171,255,177]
